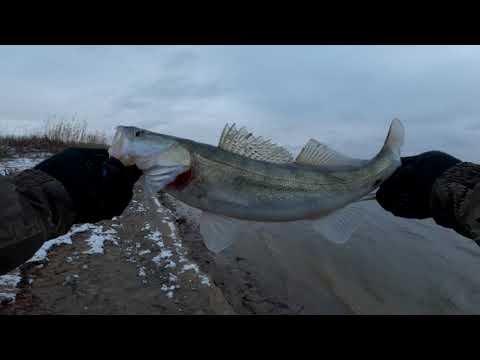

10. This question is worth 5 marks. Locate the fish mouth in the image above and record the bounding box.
[108,126,136,166]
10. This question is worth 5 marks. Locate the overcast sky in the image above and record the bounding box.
[1,45,479,161]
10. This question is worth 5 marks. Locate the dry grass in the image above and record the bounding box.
[0,118,107,159]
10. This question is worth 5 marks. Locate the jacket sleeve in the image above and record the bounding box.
[430,162,480,241]
[0,169,76,275]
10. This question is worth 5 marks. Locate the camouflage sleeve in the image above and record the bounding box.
[0,169,76,275]
[430,162,480,242]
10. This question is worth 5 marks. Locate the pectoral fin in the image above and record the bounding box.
[308,204,366,244]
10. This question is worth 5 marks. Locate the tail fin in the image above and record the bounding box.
[382,118,404,158]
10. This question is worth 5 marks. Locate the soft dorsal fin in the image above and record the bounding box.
[218,123,294,164]
[295,139,367,167]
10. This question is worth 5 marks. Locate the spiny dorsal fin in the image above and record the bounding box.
[218,123,294,164]
[295,139,367,167]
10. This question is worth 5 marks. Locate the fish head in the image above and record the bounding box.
[108,125,191,172]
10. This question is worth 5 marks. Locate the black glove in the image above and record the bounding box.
[376,151,462,219]
[35,148,142,224]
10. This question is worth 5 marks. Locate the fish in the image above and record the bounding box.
[108,119,405,252]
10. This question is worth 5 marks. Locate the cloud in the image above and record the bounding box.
[1,45,480,161]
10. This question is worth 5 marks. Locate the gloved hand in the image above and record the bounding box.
[34,148,142,224]
[376,151,462,219]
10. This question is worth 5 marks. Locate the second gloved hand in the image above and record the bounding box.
[34,148,142,224]
[375,151,462,219]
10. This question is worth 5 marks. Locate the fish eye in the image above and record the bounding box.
[135,130,144,137]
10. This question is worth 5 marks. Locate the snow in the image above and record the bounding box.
[182,263,200,273]
[160,284,176,298]
[82,226,118,255]
[165,260,176,269]
[0,270,22,304]
[26,223,119,263]
[132,201,146,213]
[28,228,76,262]
[0,156,50,175]
[179,259,211,287]
[166,222,177,239]
[199,275,211,286]
[0,293,16,303]
[139,249,151,256]
[147,231,164,247]
[138,266,147,277]
[0,273,22,288]
[159,249,173,259]
[161,284,175,291]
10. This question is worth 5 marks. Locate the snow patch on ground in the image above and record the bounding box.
[28,228,76,263]
[145,218,211,290]
[159,249,173,259]
[0,155,51,175]
[82,226,119,255]
[24,223,119,266]
[0,293,17,303]
[138,266,147,277]
[147,231,164,247]
[180,258,212,287]
[181,263,200,273]
[160,284,178,298]
[0,271,22,304]
[131,200,146,213]
[0,273,22,287]
[27,223,119,262]
[152,255,163,265]
[165,260,177,268]
[199,275,211,286]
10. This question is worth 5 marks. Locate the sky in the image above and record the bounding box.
[1,45,479,161]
